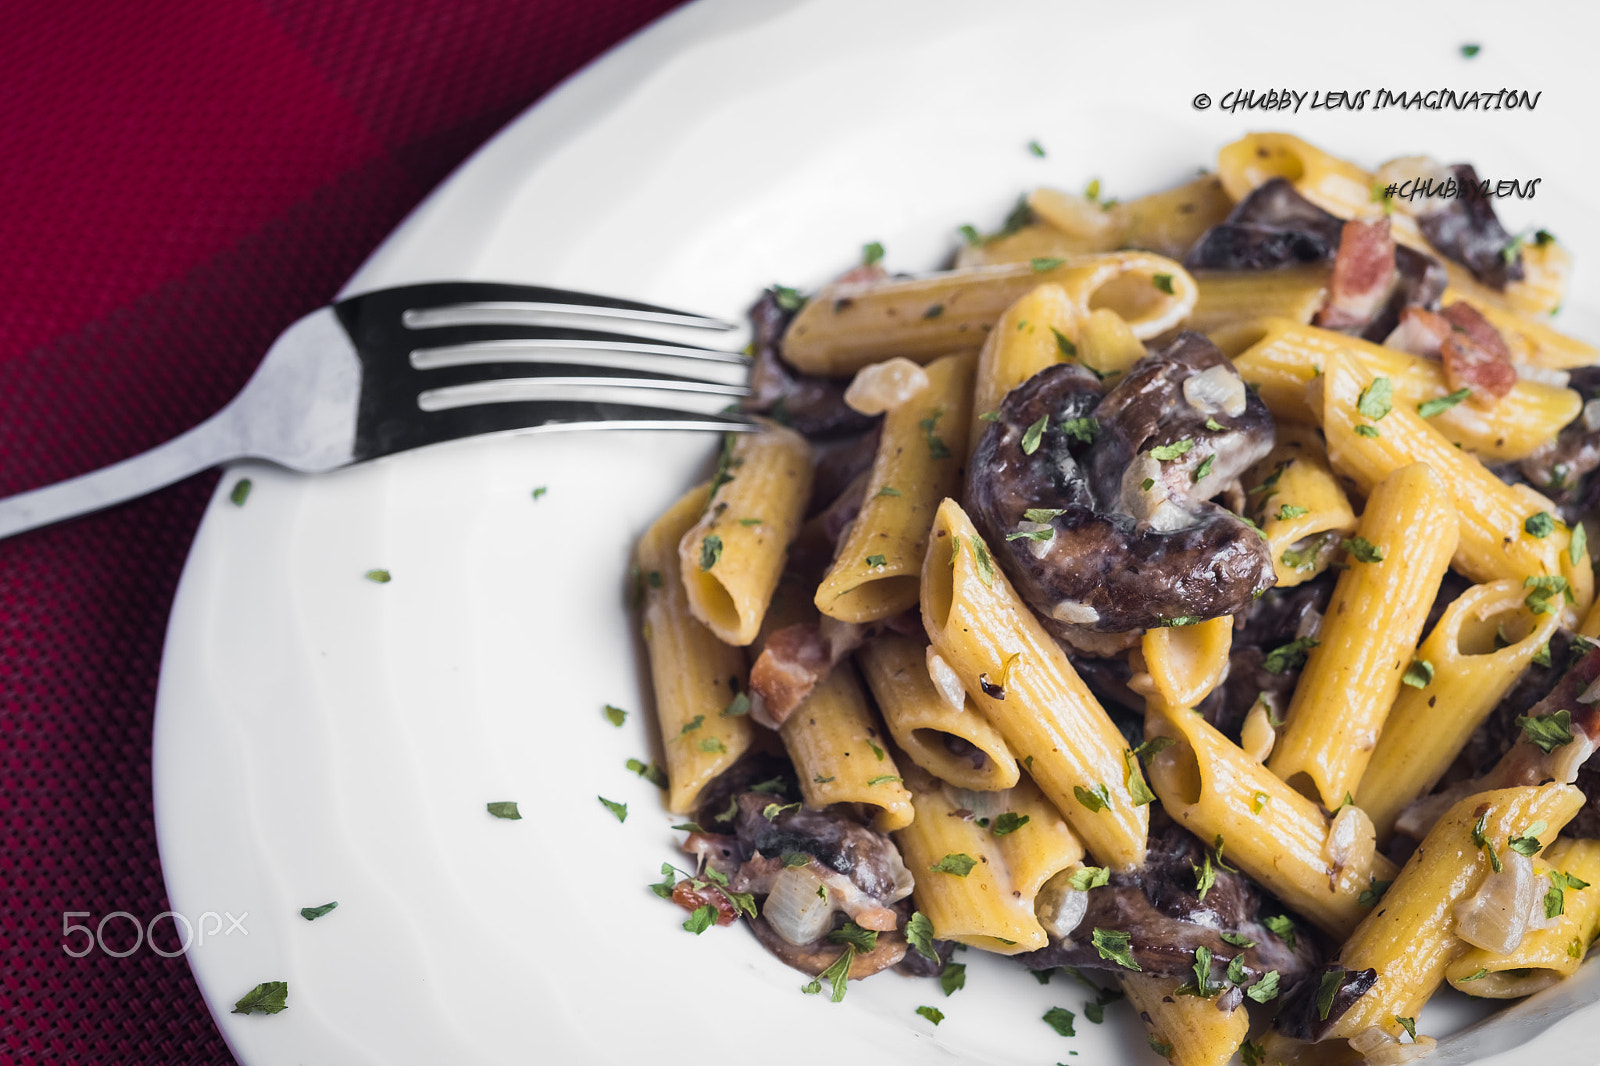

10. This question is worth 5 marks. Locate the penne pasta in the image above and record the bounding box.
[781,254,1196,376]
[1268,463,1458,810]
[1123,974,1249,1066]
[1224,316,1581,463]
[1144,704,1396,939]
[1138,616,1233,712]
[636,482,753,814]
[1243,423,1358,588]
[893,764,1083,954]
[1112,173,1235,260]
[780,660,914,832]
[1186,264,1330,338]
[1318,349,1593,622]
[1443,838,1600,997]
[1357,580,1562,840]
[678,422,813,646]
[922,498,1149,870]
[968,285,1080,456]
[1323,784,1583,1042]
[816,350,975,624]
[855,633,1019,792]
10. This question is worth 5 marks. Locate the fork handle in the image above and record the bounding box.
[0,410,243,540]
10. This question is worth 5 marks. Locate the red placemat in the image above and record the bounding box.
[0,1,685,1060]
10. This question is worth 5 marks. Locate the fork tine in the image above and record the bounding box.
[408,329,751,371]
[340,281,738,334]
[409,360,751,395]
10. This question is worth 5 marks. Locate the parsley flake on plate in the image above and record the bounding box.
[486,801,521,820]
[231,981,288,1016]
[598,797,627,823]
[299,902,338,921]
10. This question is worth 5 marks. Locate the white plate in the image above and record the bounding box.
[153,1,1600,1063]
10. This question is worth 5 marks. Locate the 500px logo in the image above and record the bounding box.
[61,910,248,958]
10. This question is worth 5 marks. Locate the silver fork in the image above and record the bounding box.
[0,281,755,540]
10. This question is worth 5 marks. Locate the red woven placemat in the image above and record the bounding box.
[0,1,685,1060]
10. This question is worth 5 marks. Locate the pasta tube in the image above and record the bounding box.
[1186,264,1329,338]
[954,222,1117,270]
[1139,615,1232,711]
[1318,349,1593,621]
[1144,705,1396,939]
[1123,974,1249,1066]
[855,634,1019,792]
[780,661,914,832]
[922,498,1148,870]
[1443,838,1600,997]
[1228,317,1581,463]
[1244,423,1358,588]
[1268,463,1459,809]
[1357,580,1562,840]
[816,351,975,623]
[1323,784,1583,1041]
[1112,173,1235,260]
[782,254,1196,376]
[968,285,1079,456]
[893,765,1082,953]
[678,422,813,646]
[636,482,753,813]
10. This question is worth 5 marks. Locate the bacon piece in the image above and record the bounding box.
[1440,301,1517,404]
[670,878,740,926]
[749,617,873,727]
[1314,218,1397,331]
[1382,305,1452,358]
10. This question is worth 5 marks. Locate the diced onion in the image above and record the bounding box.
[844,357,928,415]
[1454,850,1540,955]
[1350,1025,1438,1065]
[1182,364,1247,417]
[1516,363,1570,389]
[1324,803,1375,877]
[925,648,968,712]
[1035,867,1090,940]
[762,866,835,946]
[1585,397,1600,433]
[944,786,1014,822]
[1240,698,1276,763]
[1550,733,1596,784]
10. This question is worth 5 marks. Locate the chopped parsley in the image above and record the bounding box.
[1092,927,1140,970]
[1250,790,1269,813]
[626,759,668,788]
[1247,970,1281,1003]
[1241,1040,1266,1066]
[229,479,252,506]
[862,241,884,266]
[1458,967,1489,982]
[906,911,938,960]
[1525,512,1557,539]
[364,569,391,583]
[1220,931,1255,949]
[1358,878,1393,907]
[1074,784,1111,813]
[531,486,548,501]
[1355,424,1381,438]
[1548,870,1591,918]
[299,902,338,921]
[866,774,901,787]
[1263,636,1319,674]
[1042,1007,1076,1036]
[875,486,902,498]
[1149,439,1194,462]
[763,801,801,820]
[1007,527,1053,543]
[1342,536,1385,563]
[699,736,727,754]
[1028,139,1046,157]
[1572,521,1588,565]
[1263,914,1297,951]
[1396,1016,1418,1041]
[1461,43,1481,57]
[1052,327,1078,358]
[920,407,953,460]
[958,224,982,246]
[486,801,521,820]
[1417,388,1472,418]
[722,692,750,718]
[1031,257,1066,273]
[970,535,996,589]
[1180,945,1222,998]
[1508,820,1547,857]
[1061,416,1099,443]
[1357,377,1394,421]
[682,904,718,934]
[931,853,978,876]
[805,947,855,1001]
[680,715,705,736]
[1132,736,1175,762]
[1402,659,1434,688]
[1471,811,1503,873]
[1068,865,1110,891]
[1316,970,1351,1020]
[827,922,878,953]
[940,960,967,996]
[598,796,627,823]
[1124,750,1156,806]
[698,535,723,571]
[1204,417,1224,432]
[1021,415,1049,454]
[603,704,627,727]
[1517,708,1575,752]
[1192,454,1215,482]
[992,812,1030,836]
[1148,1034,1173,1058]
[231,981,288,1016]
[1152,273,1175,295]
[1192,852,1216,902]
[772,285,806,311]
[865,553,887,568]
[1524,574,1574,615]
[916,1005,944,1025]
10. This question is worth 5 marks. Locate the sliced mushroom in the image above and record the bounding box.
[1415,163,1525,291]
[967,332,1276,635]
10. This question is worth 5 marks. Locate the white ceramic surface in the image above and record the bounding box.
[152,1,1600,1063]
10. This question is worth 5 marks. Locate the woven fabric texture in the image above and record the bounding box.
[0,1,684,1060]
